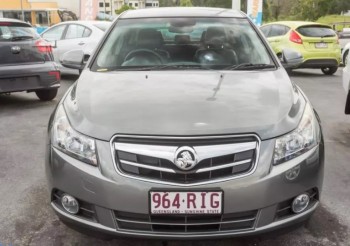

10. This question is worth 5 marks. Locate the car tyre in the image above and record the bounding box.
[321,67,338,75]
[35,88,58,101]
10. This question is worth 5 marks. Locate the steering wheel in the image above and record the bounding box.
[124,49,163,63]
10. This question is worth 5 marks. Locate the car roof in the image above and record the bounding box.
[120,7,246,19]
[0,18,30,25]
[57,20,110,25]
[42,20,111,32]
[262,21,331,29]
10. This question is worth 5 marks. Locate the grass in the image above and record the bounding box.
[316,15,350,31]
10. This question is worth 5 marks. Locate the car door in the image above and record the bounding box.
[58,24,92,63]
[41,24,67,64]
[267,25,290,53]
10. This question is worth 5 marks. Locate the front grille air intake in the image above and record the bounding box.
[111,135,260,186]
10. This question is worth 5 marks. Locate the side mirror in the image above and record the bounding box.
[280,49,303,69]
[61,50,85,70]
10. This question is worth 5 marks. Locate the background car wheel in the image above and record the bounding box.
[344,50,349,66]
[35,89,58,101]
[321,67,338,75]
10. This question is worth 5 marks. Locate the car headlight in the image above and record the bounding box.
[274,103,320,165]
[52,104,97,166]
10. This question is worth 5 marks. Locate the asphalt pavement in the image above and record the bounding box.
[0,69,350,246]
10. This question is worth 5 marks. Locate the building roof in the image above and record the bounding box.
[120,7,245,19]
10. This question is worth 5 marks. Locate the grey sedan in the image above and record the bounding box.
[46,8,324,239]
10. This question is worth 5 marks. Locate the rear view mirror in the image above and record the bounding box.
[61,50,85,70]
[281,49,303,69]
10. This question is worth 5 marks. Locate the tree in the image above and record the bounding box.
[115,5,135,15]
[180,0,193,6]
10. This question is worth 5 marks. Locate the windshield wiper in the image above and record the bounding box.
[11,36,34,41]
[147,64,214,71]
[112,64,214,71]
[225,63,276,71]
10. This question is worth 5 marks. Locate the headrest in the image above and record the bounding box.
[205,27,227,47]
[175,35,190,44]
[137,29,164,48]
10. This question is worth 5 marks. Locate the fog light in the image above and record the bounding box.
[292,193,310,214]
[61,194,79,214]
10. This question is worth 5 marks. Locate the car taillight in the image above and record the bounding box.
[49,71,60,81]
[35,39,52,53]
[289,30,303,44]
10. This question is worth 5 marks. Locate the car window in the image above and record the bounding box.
[0,21,39,41]
[260,25,271,37]
[83,28,92,37]
[297,25,336,37]
[42,24,66,41]
[92,17,274,71]
[269,25,289,37]
[93,22,111,31]
[65,24,87,39]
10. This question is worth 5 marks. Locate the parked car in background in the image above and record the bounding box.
[46,8,324,239]
[343,52,350,114]
[338,27,350,50]
[0,18,60,101]
[342,42,350,66]
[40,21,111,73]
[261,21,341,75]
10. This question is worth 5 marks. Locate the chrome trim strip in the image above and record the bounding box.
[116,217,256,226]
[110,134,261,187]
[195,159,252,173]
[115,143,177,163]
[120,160,176,173]
[115,141,256,163]
[194,142,256,162]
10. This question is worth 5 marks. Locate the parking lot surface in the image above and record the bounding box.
[1,70,350,246]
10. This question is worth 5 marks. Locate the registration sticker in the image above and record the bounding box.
[150,191,223,215]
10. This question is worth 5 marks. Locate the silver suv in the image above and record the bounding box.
[46,8,324,239]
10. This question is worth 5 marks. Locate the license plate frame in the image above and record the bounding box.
[315,42,328,48]
[149,189,224,215]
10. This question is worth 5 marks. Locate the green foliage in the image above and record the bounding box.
[115,5,135,15]
[158,0,350,24]
[180,0,193,6]
[317,15,350,31]
[159,0,233,8]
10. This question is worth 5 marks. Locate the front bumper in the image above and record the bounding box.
[46,138,324,239]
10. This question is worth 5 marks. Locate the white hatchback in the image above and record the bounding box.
[343,53,350,114]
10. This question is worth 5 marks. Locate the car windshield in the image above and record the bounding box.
[92,17,274,71]
[0,22,39,41]
[297,25,336,38]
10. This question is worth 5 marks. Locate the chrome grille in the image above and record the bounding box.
[114,210,258,233]
[112,135,260,186]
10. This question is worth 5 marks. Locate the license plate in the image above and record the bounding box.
[315,42,328,48]
[150,191,223,215]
